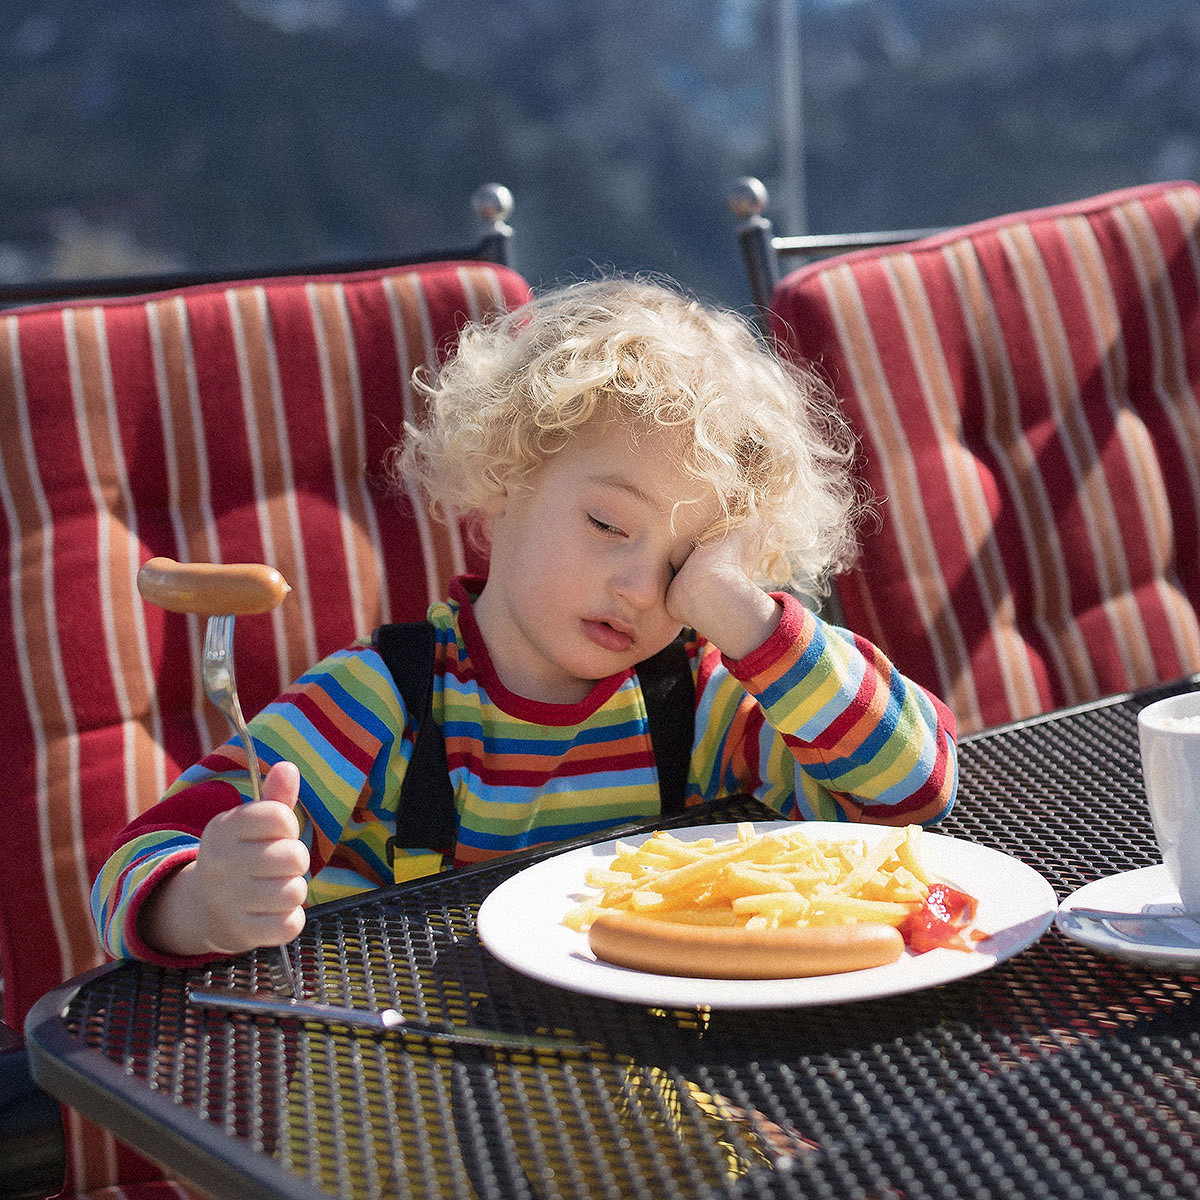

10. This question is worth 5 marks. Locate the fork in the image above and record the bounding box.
[202,613,300,998]
[1059,906,1200,929]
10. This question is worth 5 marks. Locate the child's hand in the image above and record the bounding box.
[139,761,310,958]
[666,523,782,659]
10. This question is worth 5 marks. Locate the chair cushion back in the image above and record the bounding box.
[770,182,1200,732]
[0,259,530,1191]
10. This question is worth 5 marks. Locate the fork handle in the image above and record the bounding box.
[1065,906,1200,922]
[201,614,294,994]
[221,713,297,996]
[224,691,262,805]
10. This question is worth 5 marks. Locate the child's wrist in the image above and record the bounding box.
[676,574,781,659]
[137,861,225,959]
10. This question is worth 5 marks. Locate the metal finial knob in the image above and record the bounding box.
[728,176,769,221]
[471,183,514,228]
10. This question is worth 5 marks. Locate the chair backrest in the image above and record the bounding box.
[767,180,1200,734]
[0,252,531,1192]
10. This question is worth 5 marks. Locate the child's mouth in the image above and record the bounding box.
[582,618,635,653]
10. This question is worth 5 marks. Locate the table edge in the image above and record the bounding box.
[25,968,334,1200]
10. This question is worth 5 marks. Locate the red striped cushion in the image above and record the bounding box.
[0,259,530,1193]
[770,182,1200,733]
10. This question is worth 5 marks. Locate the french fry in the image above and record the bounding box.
[894,826,935,887]
[731,892,812,929]
[802,896,915,926]
[627,908,739,926]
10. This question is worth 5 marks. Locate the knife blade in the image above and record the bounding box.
[188,986,585,1052]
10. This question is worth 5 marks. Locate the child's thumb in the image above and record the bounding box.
[262,760,301,808]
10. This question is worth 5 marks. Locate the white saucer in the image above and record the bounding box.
[1056,865,1200,970]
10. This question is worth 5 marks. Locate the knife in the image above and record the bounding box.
[188,986,585,1052]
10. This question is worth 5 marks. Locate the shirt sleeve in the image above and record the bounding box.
[689,593,958,825]
[91,643,413,964]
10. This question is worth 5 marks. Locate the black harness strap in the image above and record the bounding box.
[375,622,457,855]
[630,635,694,816]
[374,622,695,859]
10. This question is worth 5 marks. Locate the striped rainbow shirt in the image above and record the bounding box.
[93,579,957,965]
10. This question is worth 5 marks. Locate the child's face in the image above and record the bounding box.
[474,417,721,703]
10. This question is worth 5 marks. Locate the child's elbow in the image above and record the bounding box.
[916,726,959,826]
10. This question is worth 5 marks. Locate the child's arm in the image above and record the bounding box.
[669,530,956,825]
[136,761,309,958]
[690,599,957,825]
[92,644,413,964]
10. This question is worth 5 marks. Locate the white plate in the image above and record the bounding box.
[475,822,1058,1009]
[1056,865,1200,971]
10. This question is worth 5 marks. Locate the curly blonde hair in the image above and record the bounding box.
[395,276,866,597]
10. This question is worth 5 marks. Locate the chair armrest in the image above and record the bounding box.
[0,1020,65,1200]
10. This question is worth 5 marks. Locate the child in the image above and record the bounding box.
[92,276,958,965]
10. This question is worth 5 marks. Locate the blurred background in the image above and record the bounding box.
[2,0,1198,310]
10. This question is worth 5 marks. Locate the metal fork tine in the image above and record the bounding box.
[201,612,299,998]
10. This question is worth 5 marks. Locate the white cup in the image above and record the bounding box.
[1138,692,1200,910]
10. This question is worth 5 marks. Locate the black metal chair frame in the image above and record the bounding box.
[0,183,515,310]
[728,176,939,332]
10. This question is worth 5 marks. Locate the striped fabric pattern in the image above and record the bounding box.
[0,259,530,1195]
[93,585,956,963]
[769,181,1200,733]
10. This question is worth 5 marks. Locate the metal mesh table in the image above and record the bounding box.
[27,679,1200,1200]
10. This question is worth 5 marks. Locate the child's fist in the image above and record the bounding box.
[666,525,781,659]
[190,760,311,954]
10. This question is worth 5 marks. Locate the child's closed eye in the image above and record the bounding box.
[587,514,626,537]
